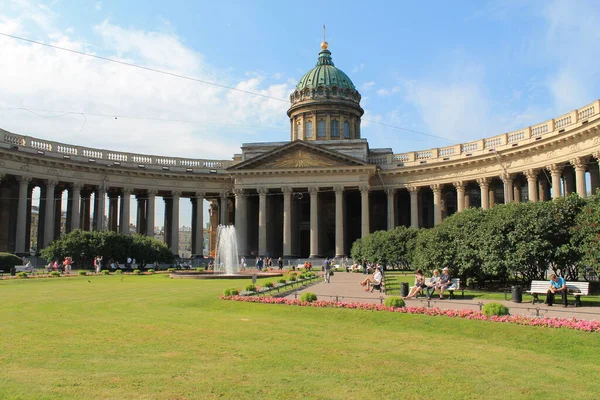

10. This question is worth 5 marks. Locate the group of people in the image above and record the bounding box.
[404,267,453,300]
[45,257,73,274]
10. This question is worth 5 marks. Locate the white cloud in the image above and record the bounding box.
[0,5,292,160]
[352,63,364,73]
[376,87,400,97]
[360,81,375,91]
[95,2,102,11]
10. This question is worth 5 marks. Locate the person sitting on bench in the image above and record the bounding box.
[405,269,426,299]
[426,269,440,299]
[545,273,568,307]
[360,266,382,292]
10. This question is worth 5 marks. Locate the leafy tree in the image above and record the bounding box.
[40,230,173,268]
[573,193,600,276]
[0,252,23,268]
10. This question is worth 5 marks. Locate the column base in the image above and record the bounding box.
[335,254,346,259]
[309,254,322,259]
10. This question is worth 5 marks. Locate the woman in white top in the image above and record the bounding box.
[426,269,440,299]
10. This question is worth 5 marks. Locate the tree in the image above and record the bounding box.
[40,230,173,268]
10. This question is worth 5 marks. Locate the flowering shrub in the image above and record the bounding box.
[483,302,510,317]
[102,270,110,275]
[220,296,600,333]
[384,297,405,308]
[245,284,257,292]
[300,292,317,303]
[78,270,87,276]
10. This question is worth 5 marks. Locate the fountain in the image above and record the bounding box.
[214,225,239,275]
[170,224,283,279]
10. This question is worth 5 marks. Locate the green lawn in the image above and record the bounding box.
[1,274,599,400]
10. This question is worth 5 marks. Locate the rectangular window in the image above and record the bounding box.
[344,121,350,138]
[305,121,313,138]
[317,119,326,137]
[330,120,339,137]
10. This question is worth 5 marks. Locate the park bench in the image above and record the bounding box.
[410,278,463,299]
[527,280,590,307]
[371,274,386,294]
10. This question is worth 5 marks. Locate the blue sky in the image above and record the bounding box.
[1,0,599,159]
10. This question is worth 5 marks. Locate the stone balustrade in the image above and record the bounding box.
[0,130,233,172]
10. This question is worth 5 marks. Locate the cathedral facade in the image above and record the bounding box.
[1,42,600,259]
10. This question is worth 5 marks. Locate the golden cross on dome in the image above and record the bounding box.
[321,24,328,50]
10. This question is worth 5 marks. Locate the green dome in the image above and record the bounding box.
[296,48,356,91]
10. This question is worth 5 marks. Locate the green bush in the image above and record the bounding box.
[17,271,28,278]
[277,278,287,284]
[384,297,405,308]
[300,292,317,303]
[264,282,274,288]
[195,267,203,272]
[78,270,87,276]
[50,271,60,277]
[299,274,307,279]
[289,276,297,282]
[167,268,176,273]
[482,302,510,317]
[223,288,240,296]
[101,270,110,275]
[289,272,297,276]
[245,284,257,292]
[148,269,155,274]
[133,269,141,275]
[115,269,123,275]
[0,252,23,268]
[229,288,239,295]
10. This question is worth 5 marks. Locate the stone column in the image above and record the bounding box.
[525,169,538,202]
[309,187,319,258]
[513,184,521,203]
[476,178,490,210]
[220,191,228,225]
[386,188,396,230]
[282,186,292,257]
[170,191,181,256]
[431,184,442,225]
[488,186,495,208]
[146,189,156,237]
[360,186,370,238]
[548,164,563,199]
[108,193,119,231]
[136,194,146,235]
[258,187,267,256]
[464,186,471,209]
[15,175,32,254]
[564,167,575,195]
[80,190,91,231]
[120,187,132,235]
[43,179,58,248]
[70,183,82,232]
[234,189,246,256]
[590,153,600,195]
[408,186,419,228]
[571,157,588,198]
[95,185,107,231]
[501,174,514,203]
[454,182,465,212]
[193,192,205,257]
[334,186,345,257]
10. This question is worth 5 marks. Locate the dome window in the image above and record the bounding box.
[317,119,326,137]
[331,119,339,137]
[305,120,313,138]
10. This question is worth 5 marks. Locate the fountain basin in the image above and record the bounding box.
[170,271,284,279]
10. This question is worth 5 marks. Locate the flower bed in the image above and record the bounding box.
[220,296,600,333]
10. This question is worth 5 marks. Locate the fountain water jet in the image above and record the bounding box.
[214,225,239,275]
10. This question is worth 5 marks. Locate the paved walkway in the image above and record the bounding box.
[287,271,600,321]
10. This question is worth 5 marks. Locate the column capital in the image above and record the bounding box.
[407,185,419,194]
[430,183,442,193]
[476,177,490,187]
[547,164,564,175]
[17,175,33,184]
[97,183,108,193]
[171,190,182,198]
[359,185,370,194]
[308,186,319,195]
[385,187,396,196]
[220,190,228,199]
[592,151,600,162]
[281,186,293,195]
[47,178,59,187]
[500,173,513,184]
[453,181,464,190]
[524,169,539,181]
[122,187,134,195]
[334,185,345,194]
[233,188,244,197]
[72,182,84,190]
[570,157,587,170]
[147,189,158,196]
[257,187,268,196]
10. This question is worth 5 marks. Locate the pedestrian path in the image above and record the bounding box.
[287,271,600,321]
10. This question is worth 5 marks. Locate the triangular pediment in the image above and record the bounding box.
[228,140,371,171]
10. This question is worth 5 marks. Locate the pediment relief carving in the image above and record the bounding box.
[254,149,349,169]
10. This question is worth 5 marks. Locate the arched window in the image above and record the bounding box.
[317,119,326,137]
[305,120,313,138]
[343,121,350,138]
[294,122,300,139]
[330,120,339,137]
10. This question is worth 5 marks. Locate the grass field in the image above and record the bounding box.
[1,273,599,400]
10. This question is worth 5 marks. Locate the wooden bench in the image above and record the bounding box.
[527,280,590,307]
[371,274,386,294]
[410,278,463,299]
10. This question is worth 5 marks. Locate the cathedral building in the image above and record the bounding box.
[1,41,599,259]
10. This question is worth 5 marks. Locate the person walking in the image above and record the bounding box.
[324,258,332,283]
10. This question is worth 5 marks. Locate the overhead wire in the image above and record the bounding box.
[0,31,451,143]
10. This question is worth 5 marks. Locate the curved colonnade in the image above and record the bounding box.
[1,99,599,258]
